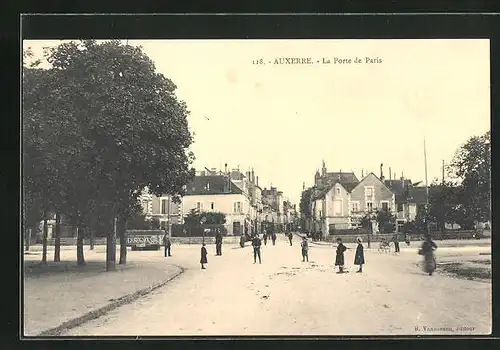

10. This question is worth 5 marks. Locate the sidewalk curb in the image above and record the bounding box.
[36,264,185,337]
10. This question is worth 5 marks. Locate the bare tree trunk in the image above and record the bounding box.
[42,213,48,264]
[76,226,86,266]
[106,217,117,271]
[54,212,61,262]
[89,229,95,250]
[25,228,32,252]
[119,216,127,265]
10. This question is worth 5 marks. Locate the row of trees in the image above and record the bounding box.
[299,131,491,234]
[23,40,195,270]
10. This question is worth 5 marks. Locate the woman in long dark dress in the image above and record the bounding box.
[335,237,347,273]
[420,234,437,275]
[354,237,365,273]
[200,243,208,269]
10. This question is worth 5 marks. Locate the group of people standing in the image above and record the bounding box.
[167,228,437,276]
[334,237,365,273]
[200,230,224,269]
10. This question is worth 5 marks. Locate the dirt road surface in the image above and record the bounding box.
[55,235,490,336]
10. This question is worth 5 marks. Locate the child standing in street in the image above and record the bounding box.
[200,243,208,269]
[354,237,365,273]
[301,236,309,262]
[335,237,347,273]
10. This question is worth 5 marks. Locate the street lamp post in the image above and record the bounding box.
[200,216,207,244]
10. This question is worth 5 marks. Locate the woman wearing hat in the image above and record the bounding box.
[354,237,365,273]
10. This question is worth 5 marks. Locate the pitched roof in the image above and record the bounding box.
[384,179,413,204]
[325,172,359,184]
[312,178,358,200]
[185,175,242,195]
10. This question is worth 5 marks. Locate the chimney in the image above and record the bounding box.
[225,163,228,174]
[389,167,392,180]
[380,163,384,180]
[251,168,255,183]
[256,176,259,186]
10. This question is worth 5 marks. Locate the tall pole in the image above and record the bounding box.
[442,159,445,232]
[167,196,172,239]
[424,138,429,235]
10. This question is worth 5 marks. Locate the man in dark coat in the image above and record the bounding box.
[263,230,268,246]
[163,233,172,257]
[354,237,365,273]
[215,230,223,256]
[288,232,293,246]
[301,236,309,262]
[200,243,208,269]
[252,234,262,264]
[335,237,347,273]
[393,233,400,254]
[271,231,277,245]
[420,234,437,276]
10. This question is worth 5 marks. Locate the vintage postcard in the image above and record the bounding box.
[22,38,491,337]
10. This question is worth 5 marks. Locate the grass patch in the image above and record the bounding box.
[23,260,133,278]
[438,261,491,280]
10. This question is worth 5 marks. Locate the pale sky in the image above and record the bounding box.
[23,39,490,205]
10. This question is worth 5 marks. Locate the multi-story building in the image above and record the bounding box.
[262,186,284,231]
[182,171,251,235]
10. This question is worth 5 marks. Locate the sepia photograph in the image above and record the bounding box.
[22,38,491,337]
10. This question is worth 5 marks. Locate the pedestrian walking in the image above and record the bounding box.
[288,232,293,246]
[252,234,262,264]
[335,237,347,273]
[393,233,400,254]
[419,234,437,276]
[215,230,223,256]
[319,229,323,242]
[301,236,309,262]
[200,243,208,269]
[163,233,172,257]
[240,234,245,248]
[271,231,277,245]
[405,233,411,246]
[263,231,268,246]
[354,237,365,273]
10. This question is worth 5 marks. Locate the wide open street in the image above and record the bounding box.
[61,235,491,336]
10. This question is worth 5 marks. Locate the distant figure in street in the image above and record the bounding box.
[288,232,293,246]
[271,231,277,245]
[252,234,262,264]
[215,230,223,256]
[335,237,347,273]
[405,233,411,246]
[393,233,400,254]
[263,230,268,246]
[200,243,208,269]
[319,229,324,242]
[354,237,365,273]
[163,233,172,257]
[240,234,245,248]
[301,236,309,262]
[419,234,437,276]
